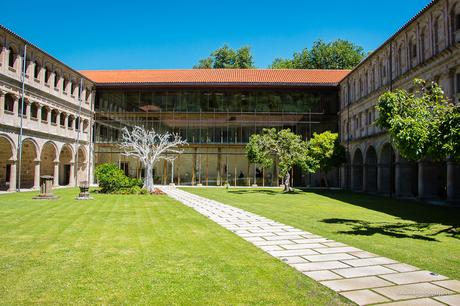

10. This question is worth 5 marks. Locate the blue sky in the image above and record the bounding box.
[3,0,431,70]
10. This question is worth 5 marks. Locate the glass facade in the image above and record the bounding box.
[94,87,340,187]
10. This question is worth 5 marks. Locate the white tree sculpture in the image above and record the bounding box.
[120,126,187,192]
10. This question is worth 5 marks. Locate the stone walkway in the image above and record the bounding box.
[159,186,460,306]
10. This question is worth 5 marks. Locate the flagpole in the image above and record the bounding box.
[16,44,27,192]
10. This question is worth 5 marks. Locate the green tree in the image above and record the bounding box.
[245,128,313,192]
[307,131,346,186]
[270,39,365,69]
[376,79,459,161]
[194,44,255,69]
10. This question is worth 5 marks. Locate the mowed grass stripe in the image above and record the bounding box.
[184,187,460,280]
[0,189,349,305]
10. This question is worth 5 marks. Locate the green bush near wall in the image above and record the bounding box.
[95,163,143,194]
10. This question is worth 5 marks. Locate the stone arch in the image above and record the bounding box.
[344,151,351,190]
[59,144,74,186]
[352,148,363,191]
[19,138,39,189]
[40,141,58,177]
[76,146,87,184]
[365,146,378,192]
[379,143,395,195]
[0,134,16,191]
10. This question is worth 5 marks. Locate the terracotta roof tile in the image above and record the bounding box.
[79,69,350,86]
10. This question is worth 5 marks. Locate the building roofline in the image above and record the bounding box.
[344,0,438,79]
[0,24,94,85]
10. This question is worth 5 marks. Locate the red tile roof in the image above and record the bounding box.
[79,69,350,87]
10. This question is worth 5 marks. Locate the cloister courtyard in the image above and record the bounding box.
[0,187,459,305]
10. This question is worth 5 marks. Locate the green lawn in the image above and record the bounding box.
[185,187,460,279]
[0,188,349,305]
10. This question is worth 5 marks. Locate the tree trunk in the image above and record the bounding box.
[144,163,155,192]
[321,169,329,187]
[283,172,293,193]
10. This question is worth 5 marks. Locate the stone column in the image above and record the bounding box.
[0,91,5,116]
[216,148,221,186]
[53,160,59,187]
[446,159,456,202]
[363,164,368,192]
[33,160,40,189]
[69,162,75,186]
[394,157,401,197]
[377,163,383,193]
[8,160,17,192]
[418,160,425,199]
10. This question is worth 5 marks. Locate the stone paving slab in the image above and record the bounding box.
[159,186,460,306]
[434,294,460,305]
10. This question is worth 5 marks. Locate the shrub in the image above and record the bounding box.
[95,163,143,194]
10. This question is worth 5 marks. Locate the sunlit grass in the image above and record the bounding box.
[185,187,460,279]
[0,188,348,305]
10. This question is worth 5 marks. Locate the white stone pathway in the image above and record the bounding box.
[159,186,460,306]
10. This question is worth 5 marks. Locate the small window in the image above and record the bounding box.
[62,79,67,92]
[45,69,51,84]
[54,73,59,88]
[51,110,58,124]
[34,61,40,79]
[60,113,66,126]
[456,14,460,31]
[4,95,15,112]
[30,103,38,119]
[8,47,16,68]
[70,82,74,96]
[68,116,74,128]
[41,107,48,122]
[17,101,26,117]
[411,43,417,58]
[456,73,460,94]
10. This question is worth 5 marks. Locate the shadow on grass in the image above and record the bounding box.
[321,218,457,241]
[310,190,460,240]
[227,189,301,195]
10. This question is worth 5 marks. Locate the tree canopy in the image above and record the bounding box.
[270,39,366,69]
[194,44,255,69]
[376,79,460,162]
[245,128,345,191]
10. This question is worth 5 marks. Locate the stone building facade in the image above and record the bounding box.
[0,26,95,191]
[339,0,460,202]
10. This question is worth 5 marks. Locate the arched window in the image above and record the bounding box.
[44,67,51,84]
[59,113,66,126]
[68,115,74,129]
[397,46,403,75]
[17,100,27,117]
[30,103,39,119]
[434,15,444,54]
[41,107,49,122]
[409,37,417,68]
[54,72,59,88]
[75,117,80,131]
[8,47,16,68]
[51,109,59,124]
[62,78,68,92]
[451,5,460,43]
[33,61,40,79]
